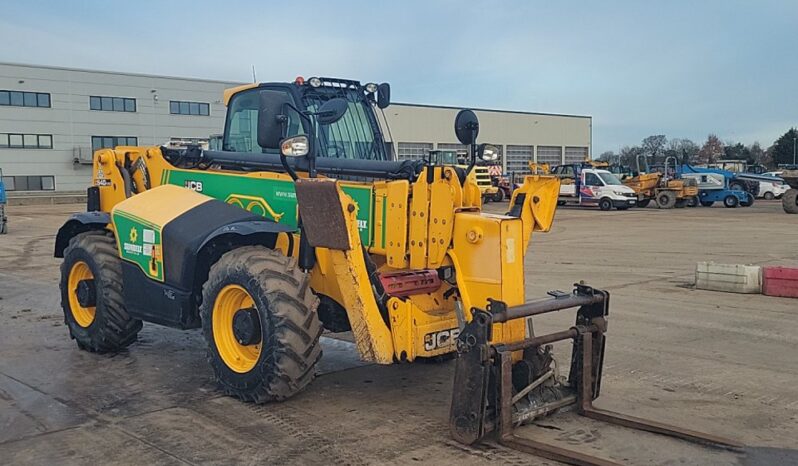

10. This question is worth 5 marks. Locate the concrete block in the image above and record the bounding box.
[762,266,798,298]
[695,262,761,294]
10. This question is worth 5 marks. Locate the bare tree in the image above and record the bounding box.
[598,150,616,162]
[642,135,667,164]
[697,134,724,164]
[664,138,699,164]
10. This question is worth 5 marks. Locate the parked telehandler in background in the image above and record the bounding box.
[55,76,740,465]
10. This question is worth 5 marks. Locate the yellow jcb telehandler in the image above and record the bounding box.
[55,77,740,465]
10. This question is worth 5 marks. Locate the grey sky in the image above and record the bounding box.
[1,0,796,154]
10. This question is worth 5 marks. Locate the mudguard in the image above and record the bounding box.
[54,211,111,258]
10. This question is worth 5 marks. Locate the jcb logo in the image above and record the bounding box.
[184,180,203,192]
[424,328,460,351]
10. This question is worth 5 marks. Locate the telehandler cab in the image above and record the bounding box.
[55,76,740,465]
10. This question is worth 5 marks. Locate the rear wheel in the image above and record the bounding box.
[700,200,714,207]
[724,195,739,208]
[59,231,142,352]
[598,198,613,211]
[492,189,505,202]
[656,191,677,209]
[200,246,322,403]
[636,198,651,208]
[686,196,699,207]
[740,196,754,207]
[783,189,798,214]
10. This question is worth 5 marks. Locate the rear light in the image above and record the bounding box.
[379,270,441,297]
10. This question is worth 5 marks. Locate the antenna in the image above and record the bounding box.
[251,65,257,83]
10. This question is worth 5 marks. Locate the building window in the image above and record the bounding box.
[0,90,51,108]
[89,95,136,112]
[165,137,210,149]
[506,145,534,175]
[2,175,55,191]
[0,133,53,149]
[91,136,138,152]
[169,100,210,116]
[397,142,433,161]
[564,146,589,164]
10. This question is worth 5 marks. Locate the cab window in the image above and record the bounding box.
[584,173,602,186]
[224,89,302,152]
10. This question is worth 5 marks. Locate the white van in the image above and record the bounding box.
[556,167,638,210]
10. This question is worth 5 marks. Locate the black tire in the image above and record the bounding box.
[656,190,677,209]
[492,189,505,202]
[200,246,322,403]
[783,189,798,214]
[637,198,651,208]
[675,199,688,208]
[700,200,714,207]
[740,196,754,207]
[724,195,739,208]
[763,192,775,200]
[598,198,613,211]
[59,231,142,353]
[729,181,745,192]
[686,196,699,208]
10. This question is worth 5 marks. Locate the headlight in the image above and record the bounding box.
[364,82,378,93]
[308,77,322,88]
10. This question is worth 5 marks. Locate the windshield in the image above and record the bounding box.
[302,86,387,160]
[223,85,387,161]
[598,172,623,186]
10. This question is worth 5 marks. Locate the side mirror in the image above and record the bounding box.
[258,90,291,150]
[377,83,391,109]
[454,109,479,145]
[316,98,348,125]
[478,144,499,162]
[280,135,310,158]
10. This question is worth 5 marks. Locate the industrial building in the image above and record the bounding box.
[384,104,591,176]
[0,62,591,193]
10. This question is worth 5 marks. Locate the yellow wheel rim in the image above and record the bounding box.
[68,261,96,327]
[212,284,262,373]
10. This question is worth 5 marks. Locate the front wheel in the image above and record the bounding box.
[740,196,754,207]
[599,198,613,211]
[59,231,142,352]
[636,198,651,208]
[201,246,322,403]
[700,200,715,207]
[724,195,739,208]
[656,191,677,209]
[686,196,699,208]
[492,189,505,202]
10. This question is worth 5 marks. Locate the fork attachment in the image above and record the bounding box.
[449,284,743,466]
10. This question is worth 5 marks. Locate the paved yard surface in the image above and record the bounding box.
[1,201,796,465]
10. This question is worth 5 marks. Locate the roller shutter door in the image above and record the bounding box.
[564,146,589,164]
[506,145,533,175]
[397,142,433,161]
[537,146,562,165]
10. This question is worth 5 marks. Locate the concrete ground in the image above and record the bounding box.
[1,200,797,465]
